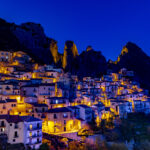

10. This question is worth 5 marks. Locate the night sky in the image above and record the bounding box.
[0,0,150,60]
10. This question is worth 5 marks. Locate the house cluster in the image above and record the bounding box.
[0,50,150,149]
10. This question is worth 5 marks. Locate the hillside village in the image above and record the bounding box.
[0,50,149,149]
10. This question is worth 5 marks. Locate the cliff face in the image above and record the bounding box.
[109,42,150,90]
[0,18,107,78]
[62,41,79,69]
[0,18,55,64]
[61,43,107,78]
[77,46,107,78]
[49,40,62,65]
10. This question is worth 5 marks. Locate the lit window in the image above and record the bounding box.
[29,124,32,130]
[29,132,32,137]
[63,113,68,118]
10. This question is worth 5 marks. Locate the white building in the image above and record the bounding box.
[0,115,42,149]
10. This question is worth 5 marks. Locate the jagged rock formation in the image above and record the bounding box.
[4,18,150,83]
[77,46,107,78]
[61,43,107,78]
[49,40,62,65]
[109,42,150,91]
[62,41,79,70]
[0,18,107,78]
[0,18,55,64]
[86,46,93,52]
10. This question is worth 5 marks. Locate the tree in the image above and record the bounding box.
[100,119,106,134]
[109,143,128,150]
[39,143,50,150]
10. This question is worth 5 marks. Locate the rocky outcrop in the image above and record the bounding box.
[62,41,79,70]
[77,46,107,78]
[109,42,150,91]
[0,18,55,64]
[49,40,62,65]
[0,18,107,78]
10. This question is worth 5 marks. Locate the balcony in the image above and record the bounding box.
[29,133,42,138]
[28,126,42,131]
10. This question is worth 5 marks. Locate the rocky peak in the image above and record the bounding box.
[62,41,78,69]
[21,22,44,34]
[109,42,150,91]
[86,46,93,51]
[49,40,60,64]
[120,42,148,57]
[64,41,78,57]
[77,47,107,78]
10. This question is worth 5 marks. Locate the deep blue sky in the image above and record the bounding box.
[0,0,150,60]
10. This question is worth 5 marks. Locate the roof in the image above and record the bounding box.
[0,99,17,103]
[77,105,91,109]
[21,83,55,88]
[47,107,71,113]
[0,115,23,123]
[20,116,42,122]
[68,106,80,109]
[110,100,128,103]
[93,103,105,107]
[0,115,42,123]
[6,99,17,103]
[30,103,48,107]
[48,97,68,100]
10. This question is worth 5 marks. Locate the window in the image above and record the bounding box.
[37,138,40,143]
[33,88,36,92]
[63,113,68,118]
[64,120,66,124]
[64,127,66,131]
[29,132,32,137]
[54,114,57,119]
[0,127,3,132]
[2,105,6,109]
[29,124,32,130]
[14,131,18,138]
[37,131,39,136]
[1,121,4,127]
[14,123,18,129]
[42,108,45,112]
[37,123,40,129]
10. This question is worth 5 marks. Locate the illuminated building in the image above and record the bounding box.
[43,107,81,134]
[0,115,42,149]
[0,99,17,115]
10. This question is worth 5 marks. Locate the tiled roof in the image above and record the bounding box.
[6,99,17,103]
[0,115,23,123]
[20,116,42,122]
[30,103,48,107]
[0,115,42,123]
[47,107,71,113]
[68,106,80,109]
[77,105,91,109]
